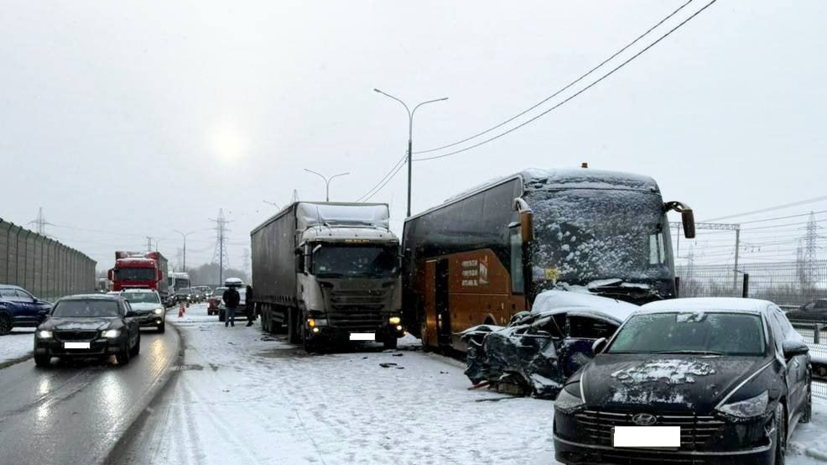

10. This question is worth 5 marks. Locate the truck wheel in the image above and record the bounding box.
[383,337,398,351]
[288,308,301,344]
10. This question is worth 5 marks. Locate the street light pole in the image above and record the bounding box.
[173,230,195,272]
[304,169,350,202]
[374,88,448,217]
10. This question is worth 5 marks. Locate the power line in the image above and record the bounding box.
[700,195,827,222]
[356,153,407,202]
[413,0,695,156]
[737,209,827,225]
[414,0,718,162]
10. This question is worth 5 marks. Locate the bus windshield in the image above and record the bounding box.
[527,189,672,289]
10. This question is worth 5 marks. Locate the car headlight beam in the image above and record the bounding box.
[102,329,121,339]
[716,390,769,418]
[154,308,164,314]
[389,316,401,325]
[38,330,53,339]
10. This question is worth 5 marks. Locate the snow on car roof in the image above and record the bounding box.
[639,298,771,315]
[531,290,639,324]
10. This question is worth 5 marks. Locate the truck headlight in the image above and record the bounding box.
[102,329,121,339]
[38,330,53,339]
[154,308,164,315]
[307,318,327,328]
[716,391,769,418]
[389,316,401,325]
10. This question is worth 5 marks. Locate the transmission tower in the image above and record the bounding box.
[29,207,52,236]
[210,209,232,283]
[242,248,251,274]
[802,211,821,287]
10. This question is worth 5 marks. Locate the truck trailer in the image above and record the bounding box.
[108,251,170,301]
[251,202,403,351]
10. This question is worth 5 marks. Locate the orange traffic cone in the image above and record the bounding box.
[179,303,185,318]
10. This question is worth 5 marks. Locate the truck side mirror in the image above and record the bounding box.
[156,269,162,281]
[514,198,534,243]
[108,269,114,281]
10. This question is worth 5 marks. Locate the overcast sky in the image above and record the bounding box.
[2,0,826,270]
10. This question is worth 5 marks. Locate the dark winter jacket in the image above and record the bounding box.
[223,288,241,308]
[246,286,254,309]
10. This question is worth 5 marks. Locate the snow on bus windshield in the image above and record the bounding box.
[527,188,671,287]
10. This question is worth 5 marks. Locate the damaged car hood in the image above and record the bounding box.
[581,354,769,413]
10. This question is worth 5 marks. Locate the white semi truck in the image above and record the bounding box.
[251,202,403,352]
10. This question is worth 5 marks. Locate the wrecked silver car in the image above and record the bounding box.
[460,290,637,399]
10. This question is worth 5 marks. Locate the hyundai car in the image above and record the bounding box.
[34,294,141,367]
[554,298,811,465]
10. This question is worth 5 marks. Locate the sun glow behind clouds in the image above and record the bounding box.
[209,122,248,164]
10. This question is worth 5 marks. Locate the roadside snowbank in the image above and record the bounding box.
[0,328,34,367]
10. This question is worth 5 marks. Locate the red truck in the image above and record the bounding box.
[108,251,170,302]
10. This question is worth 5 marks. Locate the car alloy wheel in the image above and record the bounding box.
[0,315,11,335]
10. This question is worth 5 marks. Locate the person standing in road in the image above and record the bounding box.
[222,284,240,327]
[245,285,255,327]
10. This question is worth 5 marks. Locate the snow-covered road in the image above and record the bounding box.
[112,303,827,465]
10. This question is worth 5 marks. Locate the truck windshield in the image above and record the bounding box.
[607,312,766,356]
[115,268,156,282]
[527,189,672,289]
[312,245,399,278]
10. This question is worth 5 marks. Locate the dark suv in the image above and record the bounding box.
[554,298,811,465]
[34,294,141,366]
[0,285,52,335]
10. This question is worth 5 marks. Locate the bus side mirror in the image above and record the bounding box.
[514,198,534,243]
[664,201,696,239]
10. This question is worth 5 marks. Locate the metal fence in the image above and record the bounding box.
[0,218,96,301]
[677,260,827,306]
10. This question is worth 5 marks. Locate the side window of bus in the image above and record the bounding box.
[649,232,666,265]
[510,227,524,294]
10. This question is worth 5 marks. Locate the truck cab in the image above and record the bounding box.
[296,227,402,349]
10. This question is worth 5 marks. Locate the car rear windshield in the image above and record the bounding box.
[121,292,160,304]
[608,312,766,356]
[53,300,120,318]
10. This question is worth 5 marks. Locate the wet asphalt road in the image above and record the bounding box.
[0,326,180,465]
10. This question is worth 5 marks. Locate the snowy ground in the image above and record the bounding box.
[0,327,34,366]
[119,303,827,465]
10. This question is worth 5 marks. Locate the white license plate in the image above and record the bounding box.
[349,333,375,341]
[64,342,91,350]
[613,426,680,448]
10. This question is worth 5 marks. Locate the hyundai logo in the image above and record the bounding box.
[632,413,657,426]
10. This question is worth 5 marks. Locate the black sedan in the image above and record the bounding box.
[785,299,827,323]
[33,294,141,367]
[554,298,811,465]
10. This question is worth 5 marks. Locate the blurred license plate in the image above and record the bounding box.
[64,342,91,349]
[613,426,680,448]
[349,333,375,341]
